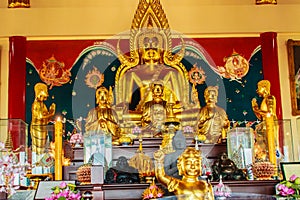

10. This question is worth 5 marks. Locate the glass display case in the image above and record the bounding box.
[227,127,255,169]
[227,120,294,171]
[255,119,294,162]
[277,119,294,162]
[0,119,29,191]
[0,119,28,162]
[84,130,112,168]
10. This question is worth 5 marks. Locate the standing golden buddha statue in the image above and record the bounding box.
[252,80,278,168]
[30,82,56,154]
[154,147,214,200]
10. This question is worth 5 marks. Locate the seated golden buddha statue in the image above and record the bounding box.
[141,81,167,128]
[154,147,214,200]
[140,81,182,136]
[197,86,230,144]
[85,86,121,144]
[113,0,200,130]
[31,82,56,154]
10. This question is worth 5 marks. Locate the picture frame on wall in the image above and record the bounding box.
[280,162,300,181]
[287,39,300,115]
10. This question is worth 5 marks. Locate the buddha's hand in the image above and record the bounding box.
[153,149,165,163]
[251,98,258,108]
[49,103,56,114]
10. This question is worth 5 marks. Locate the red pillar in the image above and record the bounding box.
[8,36,27,148]
[260,32,282,120]
[260,32,284,154]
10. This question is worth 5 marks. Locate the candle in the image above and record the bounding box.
[265,113,277,175]
[54,117,63,180]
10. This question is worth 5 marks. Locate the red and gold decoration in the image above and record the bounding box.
[39,55,71,89]
[218,50,249,82]
[84,66,104,89]
[8,0,30,8]
[142,177,164,200]
[188,63,206,85]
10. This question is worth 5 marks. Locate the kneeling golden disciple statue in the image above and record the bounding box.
[85,86,121,144]
[154,147,214,200]
[30,82,56,154]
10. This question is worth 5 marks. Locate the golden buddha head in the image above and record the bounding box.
[256,80,271,96]
[177,147,202,177]
[204,86,219,104]
[96,86,113,106]
[151,81,164,101]
[138,26,164,65]
[34,82,49,101]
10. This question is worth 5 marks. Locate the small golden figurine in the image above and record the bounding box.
[252,80,278,170]
[30,82,56,154]
[85,86,121,144]
[129,137,154,181]
[154,147,214,200]
[141,82,167,130]
[139,81,182,137]
[197,86,230,144]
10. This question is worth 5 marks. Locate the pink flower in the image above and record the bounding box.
[290,174,298,182]
[278,185,295,196]
[46,182,82,200]
[214,191,223,196]
[277,184,285,191]
[157,193,163,197]
[70,192,81,199]
[59,181,67,189]
[224,192,231,197]
[60,190,69,197]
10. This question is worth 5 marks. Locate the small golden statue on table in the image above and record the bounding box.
[154,147,214,200]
